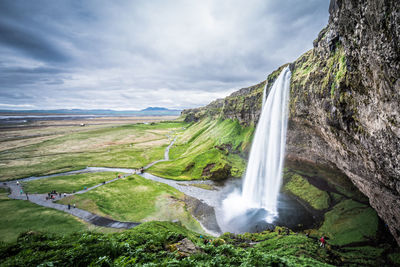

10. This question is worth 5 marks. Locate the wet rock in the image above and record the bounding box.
[184,195,221,234]
[181,0,400,245]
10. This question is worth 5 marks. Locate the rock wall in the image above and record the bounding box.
[288,0,400,245]
[182,0,400,244]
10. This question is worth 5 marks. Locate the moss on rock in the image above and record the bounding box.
[284,173,330,210]
[317,199,379,246]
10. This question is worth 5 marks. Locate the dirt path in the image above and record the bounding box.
[143,135,177,169]
[0,135,180,229]
[1,178,139,229]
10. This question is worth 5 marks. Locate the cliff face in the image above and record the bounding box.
[181,81,265,126]
[288,0,400,245]
[182,0,400,244]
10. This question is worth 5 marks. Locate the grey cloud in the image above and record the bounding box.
[0,0,330,110]
[0,21,69,63]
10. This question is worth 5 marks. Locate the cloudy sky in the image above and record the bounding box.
[0,0,329,111]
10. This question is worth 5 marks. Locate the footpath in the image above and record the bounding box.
[0,134,179,229]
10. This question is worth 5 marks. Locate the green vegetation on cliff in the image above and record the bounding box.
[283,173,330,210]
[317,199,379,246]
[149,118,253,180]
[1,221,398,266]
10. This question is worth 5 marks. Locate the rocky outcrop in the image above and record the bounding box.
[182,0,400,244]
[288,0,400,245]
[181,81,265,126]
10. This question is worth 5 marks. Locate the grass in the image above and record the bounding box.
[148,118,253,180]
[57,175,204,234]
[1,221,396,266]
[283,173,330,210]
[22,172,124,194]
[336,246,387,266]
[0,121,186,181]
[316,199,379,246]
[189,184,215,190]
[0,189,83,243]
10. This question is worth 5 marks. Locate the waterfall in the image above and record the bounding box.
[222,66,291,227]
[241,66,291,219]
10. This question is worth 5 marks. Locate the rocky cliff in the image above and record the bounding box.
[182,0,400,245]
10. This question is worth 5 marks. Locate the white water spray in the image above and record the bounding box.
[222,66,291,226]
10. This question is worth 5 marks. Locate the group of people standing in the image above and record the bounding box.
[46,190,67,200]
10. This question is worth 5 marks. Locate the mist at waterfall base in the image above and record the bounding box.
[220,67,313,233]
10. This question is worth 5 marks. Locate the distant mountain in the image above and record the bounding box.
[141,107,171,111]
[0,107,181,116]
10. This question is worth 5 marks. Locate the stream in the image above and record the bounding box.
[4,134,315,235]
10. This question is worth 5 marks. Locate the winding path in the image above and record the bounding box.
[143,136,177,169]
[2,177,139,229]
[0,134,182,230]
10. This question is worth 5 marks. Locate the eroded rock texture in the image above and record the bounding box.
[182,0,400,244]
[288,0,400,244]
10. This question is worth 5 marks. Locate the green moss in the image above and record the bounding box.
[336,246,386,266]
[317,199,379,246]
[330,82,336,98]
[284,174,330,210]
[388,252,400,265]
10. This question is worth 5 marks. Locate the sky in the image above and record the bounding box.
[0,0,329,111]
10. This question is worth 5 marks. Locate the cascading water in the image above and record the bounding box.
[221,66,291,231]
[241,66,291,218]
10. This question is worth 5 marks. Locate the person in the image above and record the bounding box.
[16,181,20,186]
[320,236,326,248]
[68,204,71,210]
[64,193,67,197]
[26,193,29,200]
[59,193,61,198]
[73,203,76,208]
[20,189,23,194]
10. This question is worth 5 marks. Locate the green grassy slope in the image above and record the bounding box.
[1,221,398,266]
[0,188,115,243]
[57,175,204,233]
[148,118,254,180]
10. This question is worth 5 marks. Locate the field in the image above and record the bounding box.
[0,188,117,243]
[57,174,204,233]
[0,117,183,181]
[0,115,204,241]
[23,172,124,194]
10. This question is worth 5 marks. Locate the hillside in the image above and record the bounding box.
[182,0,400,246]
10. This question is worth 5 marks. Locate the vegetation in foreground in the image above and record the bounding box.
[1,221,399,266]
[58,175,204,234]
[0,121,185,181]
[149,118,253,180]
[23,172,124,194]
[0,188,116,243]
